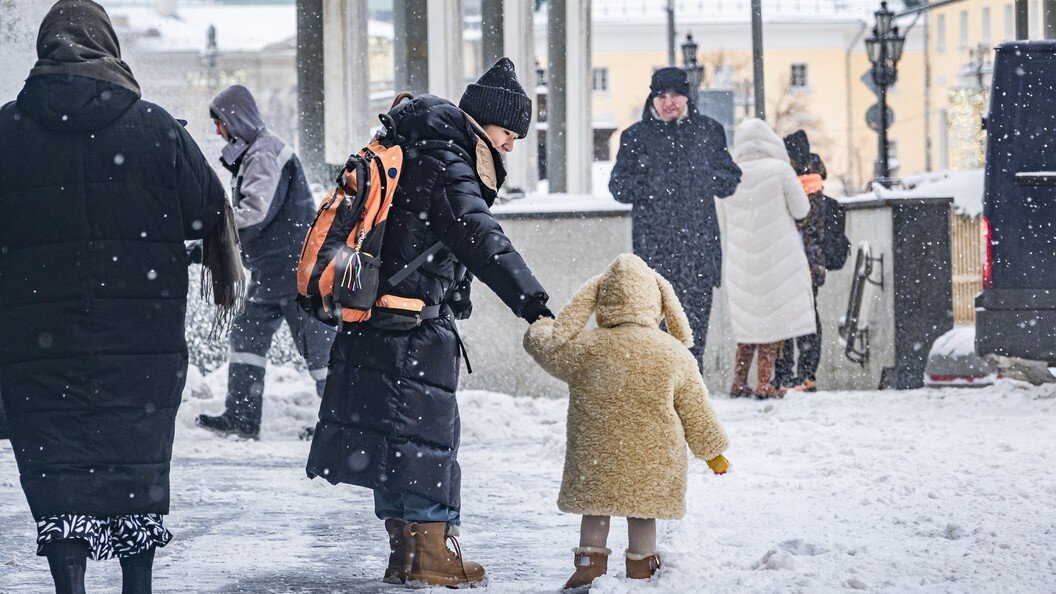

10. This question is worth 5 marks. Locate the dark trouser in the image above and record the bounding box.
[679,287,714,372]
[226,298,334,431]
[0,396,8,440]
[775,286,821,386]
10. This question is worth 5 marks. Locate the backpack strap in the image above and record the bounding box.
[384,240,445,289]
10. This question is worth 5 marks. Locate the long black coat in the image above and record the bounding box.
[0,74,226,518]
[609,98,741,292]
[306,96,548,508]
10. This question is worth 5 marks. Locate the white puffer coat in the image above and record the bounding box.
[717,119,817,344]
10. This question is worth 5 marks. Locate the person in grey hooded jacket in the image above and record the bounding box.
[196,85,334,440]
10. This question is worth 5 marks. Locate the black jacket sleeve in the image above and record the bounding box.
[609,125,650,205]
[173,121,227,241]
[428,156,549,319]
[703,118,742,199]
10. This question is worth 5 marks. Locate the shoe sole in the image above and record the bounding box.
[406,572,488,589]
[194,421,259,441]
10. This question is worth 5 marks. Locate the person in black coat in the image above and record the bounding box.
[0,2,231,592]
[305,58,551,588]
[609,68,742,371]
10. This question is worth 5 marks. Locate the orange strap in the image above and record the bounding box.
[376,294,426,312]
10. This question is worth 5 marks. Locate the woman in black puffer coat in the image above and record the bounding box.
[306,59,551,588]
[0,2,230,592]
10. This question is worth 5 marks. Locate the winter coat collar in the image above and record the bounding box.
[732,118,790,163]
[17,74,139,133]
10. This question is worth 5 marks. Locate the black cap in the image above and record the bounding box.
[650,67,690,98]
[458,57,532,138]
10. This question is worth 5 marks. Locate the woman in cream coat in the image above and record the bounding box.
[717,118,817,398]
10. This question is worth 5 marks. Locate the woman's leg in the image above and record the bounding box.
[731,343,756,397]
[42,538,89,594]
[579,515,611,549]
[626,518,656,556]
[119,547,155,594]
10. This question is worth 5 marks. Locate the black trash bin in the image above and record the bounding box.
[976,40,1056,362]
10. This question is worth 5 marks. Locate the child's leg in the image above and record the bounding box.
[579,515,611,549]
[626,517,656,556]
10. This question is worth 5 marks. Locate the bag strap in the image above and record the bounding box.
[385,240,445,289]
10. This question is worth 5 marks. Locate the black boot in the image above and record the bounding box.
[120,547,155,594]
[195,413,258,440]
[44,538,89,594]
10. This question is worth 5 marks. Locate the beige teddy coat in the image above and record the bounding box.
[524,254,729,519]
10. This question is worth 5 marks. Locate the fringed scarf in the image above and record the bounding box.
[201,200,246,337]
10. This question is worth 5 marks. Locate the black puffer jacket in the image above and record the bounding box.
[306,96,548,507]
[0,74,226,517]
[610,98,741,290]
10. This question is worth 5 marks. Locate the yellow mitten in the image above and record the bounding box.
[707,455,729,475]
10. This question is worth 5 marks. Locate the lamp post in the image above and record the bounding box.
[681,32,704,104]
[865,1,905,188]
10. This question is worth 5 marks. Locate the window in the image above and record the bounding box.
[960,10,969,48]
[1004,4,1014,40]
[1032,0,1040,38]
[790,63,808,88]
[937,14,946,51]
[592,67,609,93]
[982,7,992,44]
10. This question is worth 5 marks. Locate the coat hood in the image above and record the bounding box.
[732,118,789,163]
[16,74,139,133]
[28,0,140,96]
[580,254,694,347]
[210,85,266,166]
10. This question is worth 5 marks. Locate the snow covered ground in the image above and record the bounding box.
[3,365,1056,592]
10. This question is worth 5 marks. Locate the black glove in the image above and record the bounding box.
[186,241,203,265]
[522,299,554,324]
[447,274,474,320]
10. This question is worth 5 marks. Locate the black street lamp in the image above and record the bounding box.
[681,32,704,104]
[865,1,905,187]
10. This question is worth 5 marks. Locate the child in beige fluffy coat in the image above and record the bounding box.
[524,254,730,592]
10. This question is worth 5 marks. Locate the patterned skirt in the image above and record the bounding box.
[35,514,172,560]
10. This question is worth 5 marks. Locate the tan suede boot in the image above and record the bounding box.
[383,519,413,584]
[754,343,787,399]
[625,551,661,580]
[406,522,486,588]
[562,547,610,592]
[730,343,756,398]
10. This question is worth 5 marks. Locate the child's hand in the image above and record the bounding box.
[707,455,729,475]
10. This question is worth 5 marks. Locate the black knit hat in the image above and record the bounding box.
[459,57,532,138]
[783,130,811,174]
[650,67,690,98]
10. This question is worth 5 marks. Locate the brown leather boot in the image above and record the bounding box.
[383,519,413,584]
[730,343,756,397]
[406,522,486,588]
[754,343,787,399]
[562,547,610,592]
[625,551,661,580]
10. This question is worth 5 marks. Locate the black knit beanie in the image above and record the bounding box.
[783,130,812,174]
[650,67,690,98]
[458,57,532,138]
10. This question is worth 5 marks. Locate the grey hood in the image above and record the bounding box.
[210,85,265,166]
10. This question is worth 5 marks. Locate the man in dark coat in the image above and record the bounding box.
[0,1,229,592]
[609,67,742,370]
[306,58,551,588]
[196,85,335,440]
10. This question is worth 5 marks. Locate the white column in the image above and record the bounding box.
[504,0,538,194]
[323,0,369,164]
[565,0,592,195]
[427,0,465,102]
